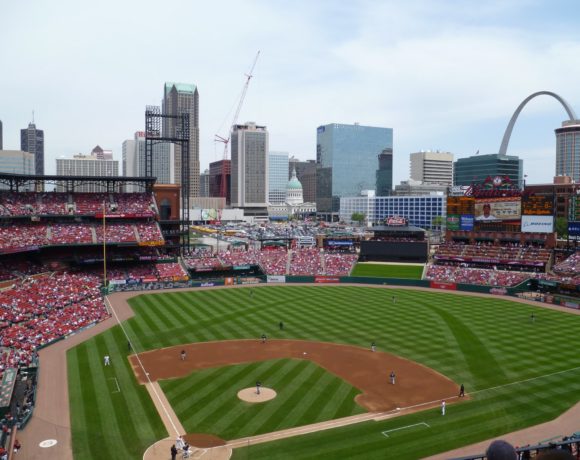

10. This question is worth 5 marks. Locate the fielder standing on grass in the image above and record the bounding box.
[441,400,446,415]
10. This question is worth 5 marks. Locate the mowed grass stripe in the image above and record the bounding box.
[184,360,291,432]
[70,286,580,460]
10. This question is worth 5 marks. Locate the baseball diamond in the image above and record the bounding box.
[60,285,580,459]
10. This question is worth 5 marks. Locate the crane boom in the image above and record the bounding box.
[215,51,260,199]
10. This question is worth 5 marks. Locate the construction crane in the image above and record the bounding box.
[215,51,260,199]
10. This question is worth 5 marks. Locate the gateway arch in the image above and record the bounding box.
[498,91,577,156]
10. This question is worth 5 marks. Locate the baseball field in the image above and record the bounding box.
[67,285,580,459]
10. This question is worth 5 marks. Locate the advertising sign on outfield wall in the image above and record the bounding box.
[521,215,554,233]
[429,281,457,290]
[568,221,580,236]
[267,275,286,283]
[314,276,340,284]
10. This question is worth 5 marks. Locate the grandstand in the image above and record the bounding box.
[0,173,191,433]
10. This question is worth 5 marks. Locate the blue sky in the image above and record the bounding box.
[1,0,579,186]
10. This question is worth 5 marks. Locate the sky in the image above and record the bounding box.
[1,0,580,186]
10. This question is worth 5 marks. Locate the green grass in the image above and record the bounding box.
[350,262,424,279]
[69,286,580,459]
[159,359,363,439]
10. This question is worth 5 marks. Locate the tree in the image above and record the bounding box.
[556,217,568,238]
[351,212,366,225]
[432,215,444,231]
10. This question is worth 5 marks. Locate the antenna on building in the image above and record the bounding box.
[32,110,35,123]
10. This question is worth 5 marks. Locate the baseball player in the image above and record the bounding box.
[104,355,110,366]
[389,370,396,385]
[459,384,465,397]
[256,380,262,395]
[261,334,267,344]
[371,342,376,352]
[441,400,446,415]
[180,350,186,361]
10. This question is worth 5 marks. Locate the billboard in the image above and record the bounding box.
[521,215,554,233]
[446,214,460,231]
[474,198,521,222]
[460,215,474,231]
[568,221,580,237]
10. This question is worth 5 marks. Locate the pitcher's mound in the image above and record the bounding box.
[237,387,276,403]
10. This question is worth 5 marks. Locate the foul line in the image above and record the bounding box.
[105,295,181,437]
[469,364,580,396]
[108,377,121,393]
[382,422,430,437]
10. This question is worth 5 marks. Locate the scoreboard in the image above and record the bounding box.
[447,196,475,215]
[522,195,553,215]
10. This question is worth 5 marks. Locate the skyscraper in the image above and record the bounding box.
[231,122,268,212]
[20,122,44,176]
[209,159,231,203]
[56,153,119,192]
[0,151,35,191]
[454,153,523,186]
[316,123,393,217]
[376,148,393,196]
[555,120,580,182]
[268,151,289,204]
[162,82,199,198]
[200,169,210,197]
[410,150,453,185]
[122,132,174,192]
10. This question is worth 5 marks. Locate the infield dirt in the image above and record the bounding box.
[129,338,459,413]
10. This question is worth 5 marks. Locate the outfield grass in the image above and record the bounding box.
[350,263,424,279]
[160,358,363,439]
[69,286,580,459]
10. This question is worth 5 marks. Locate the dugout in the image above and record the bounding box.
[360,225,428,263]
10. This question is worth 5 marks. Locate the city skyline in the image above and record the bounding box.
[1,1,580,187]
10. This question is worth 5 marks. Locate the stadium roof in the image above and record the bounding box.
[0,173,156,183]
[371,225,426,233]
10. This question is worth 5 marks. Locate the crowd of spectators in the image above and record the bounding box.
[50,223,94,244]
[183,253,225,270]
[0,191,157,217]
[425,265,532,287]
[155,263,188,281]
[289,248,324,275]
[0,271,108,378]
[553,252,580,275]
[257,248,288,275]
[0,225,49,249]
[0,222,165,251]
[99,263,188,282]
[111,193,156,215]
[434,242,551,268]
[218,249,260,266]
[323,253,358,276]
[95,223,138,243]
[135,222,163,242]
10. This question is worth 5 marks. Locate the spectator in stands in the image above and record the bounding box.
[485,440,517,460]
[536,450,575,460]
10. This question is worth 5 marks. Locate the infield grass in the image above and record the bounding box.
[350,262,424,279]
[160,358,363,439]
[69,286,580,459]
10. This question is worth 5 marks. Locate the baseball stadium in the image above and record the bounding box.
[1,170,580,460]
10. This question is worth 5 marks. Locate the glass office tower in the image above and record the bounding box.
[316,123,393,216]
